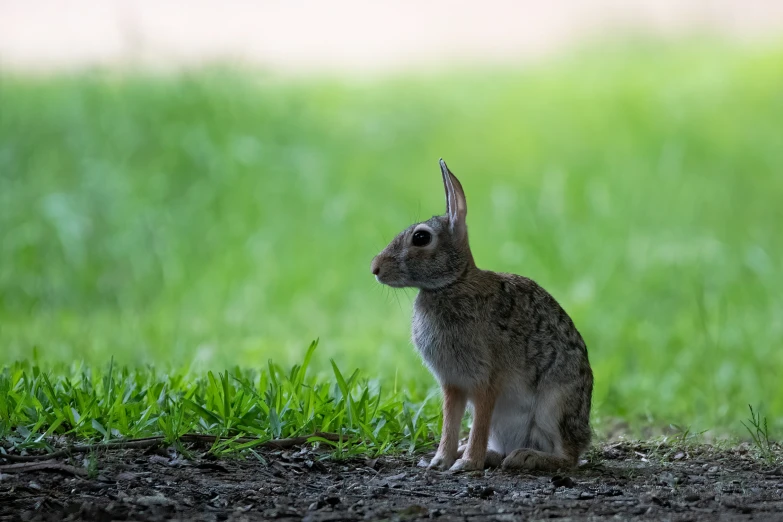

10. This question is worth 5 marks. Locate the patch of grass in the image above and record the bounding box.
[0,341,440,457]
[1,40,783,435]
[741,405,776,464]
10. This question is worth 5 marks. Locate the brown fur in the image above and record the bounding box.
[372,159,593,472]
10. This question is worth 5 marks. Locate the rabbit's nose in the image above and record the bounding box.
[371,257,381,276]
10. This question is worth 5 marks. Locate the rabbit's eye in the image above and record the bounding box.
[412,230,432,247]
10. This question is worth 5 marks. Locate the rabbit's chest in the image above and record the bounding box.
[411,307,490,387]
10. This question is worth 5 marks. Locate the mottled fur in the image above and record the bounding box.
[371,159,593,472]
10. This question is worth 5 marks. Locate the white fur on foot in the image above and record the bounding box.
[449,458,482,472]
[428,453,456,470]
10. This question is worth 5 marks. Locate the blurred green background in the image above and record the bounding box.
[1,42,782,432]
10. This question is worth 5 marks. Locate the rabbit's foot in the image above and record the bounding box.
[449,457,483,472]
[428,453,457,471]
[447,450,502,471]
[501,449,573,471]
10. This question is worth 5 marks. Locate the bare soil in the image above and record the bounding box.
[2,441,782,521]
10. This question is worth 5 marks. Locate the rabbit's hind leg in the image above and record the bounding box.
[501,388,580,471]
[501,448,574,471]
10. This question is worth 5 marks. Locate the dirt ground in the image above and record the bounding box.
[2,441,782,521]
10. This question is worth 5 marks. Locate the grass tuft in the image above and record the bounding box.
[741,404,776,464]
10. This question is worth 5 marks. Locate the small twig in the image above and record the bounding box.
[176,431,342,448]
[0,439,163,462]
[464,512,519,518]
[0,432,343,462]
[395,488,454,502]
[254,432,343,449]
[0,461,87,476]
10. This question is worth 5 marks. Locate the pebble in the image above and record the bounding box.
[135,494,172,507]
[479,486,495,499]
[551,476,576,488]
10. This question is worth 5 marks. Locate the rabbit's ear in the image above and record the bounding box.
[440,159,467,235]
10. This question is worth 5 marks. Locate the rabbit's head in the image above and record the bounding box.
[371,159,475,290]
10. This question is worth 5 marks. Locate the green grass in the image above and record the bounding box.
[1,40,783,444]
[1,341,440,456]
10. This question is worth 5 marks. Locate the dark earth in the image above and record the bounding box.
[2,441,782,521]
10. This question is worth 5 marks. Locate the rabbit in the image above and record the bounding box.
[370,159,593,472]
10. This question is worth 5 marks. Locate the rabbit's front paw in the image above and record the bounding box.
[449,458,483,472]
[428,453,456,471]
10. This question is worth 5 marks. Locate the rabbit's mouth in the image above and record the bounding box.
[375,274,407,288]
[379,280,406,288]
